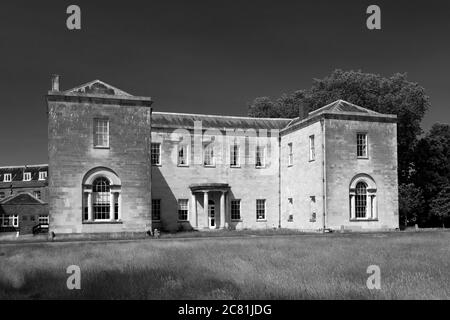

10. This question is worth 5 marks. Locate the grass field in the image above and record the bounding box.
[0,230,449,299]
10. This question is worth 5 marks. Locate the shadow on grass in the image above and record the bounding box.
[0,266,243,300]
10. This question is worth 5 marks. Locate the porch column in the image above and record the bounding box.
[203,191,209,228]
[87,191,93,221]
[350,194,355,220]
[371,195,377,220]
[117,192,122,221]
[191,193,198,228]
[110,192,115,221]
[366,194,372,220]
[220,191,226,229]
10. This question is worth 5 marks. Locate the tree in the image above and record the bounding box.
[429,185,450,228]
[247,97,279,118]
[248,70,430,184]
[398,183,425,228]
[413,124,450,227]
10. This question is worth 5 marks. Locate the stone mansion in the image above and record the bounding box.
[46,76,399,234]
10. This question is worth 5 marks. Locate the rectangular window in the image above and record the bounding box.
[230,144,240,167]
[231,200,241,220]
[288,143,293,166]
[309,135,315,161]
[151,143,161,165]
[94,118,109,148]
[178,144,189,166]
[38,215,49,225]
[255,145,266,168]
[1,214,19,227]
[152,199,161,221]
[203,143,214,166]
[23,172,31,181]
[0,192,5,199]
[39,171,47,180]
[288,197,294,221]
[178,199,189,221]
[310,196,316,222]
[33,191,41,200]
[3,173,12,182]
[256,199,266,220]
[357,133,368,158]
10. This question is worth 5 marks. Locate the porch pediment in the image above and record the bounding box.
[189,183,229,192]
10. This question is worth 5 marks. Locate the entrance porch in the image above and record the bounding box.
[189,183,230,230]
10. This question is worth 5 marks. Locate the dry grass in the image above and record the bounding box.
[0,231,449,299]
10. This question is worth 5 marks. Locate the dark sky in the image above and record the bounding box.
[0,0,449,165]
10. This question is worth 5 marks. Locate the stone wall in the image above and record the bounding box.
[47,95,152,234]
[280,120,324,231]
[151,127,280,231]
[324,117,399,230]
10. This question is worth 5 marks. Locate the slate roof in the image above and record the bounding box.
[0,164,48,188]
[0,193,44,205]
[152,112,292,130]
[285,100,391,129]
[308,99,382,117]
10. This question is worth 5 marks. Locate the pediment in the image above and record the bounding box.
[64,80,132,96]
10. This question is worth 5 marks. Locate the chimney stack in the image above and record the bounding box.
[51,74,60,91]
[299,103,308,120]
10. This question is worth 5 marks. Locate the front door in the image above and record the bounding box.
[208,200,215,229]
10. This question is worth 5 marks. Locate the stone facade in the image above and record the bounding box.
[47,80,152,234]
[46,78,399,234]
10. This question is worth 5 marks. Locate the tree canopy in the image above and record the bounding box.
[247,69,430,184]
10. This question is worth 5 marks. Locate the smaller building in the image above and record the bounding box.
[0,164,49,235]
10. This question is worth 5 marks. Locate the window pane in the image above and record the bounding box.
[204,143,214,166]
[151,143,161,165]
[309,135,315,160]
[93,177,110,220]
[178,199,189,221]
[355,182,367,218]
[256,146,265,167]
[256,199,266,220]
[152,199,161,220]
[357,134,367,157]
[94,119,109,147]
[231,200,241,220]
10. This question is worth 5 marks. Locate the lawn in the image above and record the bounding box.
[0,230,449,299]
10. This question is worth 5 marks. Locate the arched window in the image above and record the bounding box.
[82,167,121,222]
[93,177,110,220]
[349,174,377,220]
[355,182,367,218]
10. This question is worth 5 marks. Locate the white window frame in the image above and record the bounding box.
[38,215,49,225]
[288,143,293,166]
[309,135,315,161]
[256,199,266,221]
[151,142,162,166]
[23,172,32,181]
[39,171,47,180]
[255,145,266,168]
[33,191,41,200]
[357,133,368,159]
[94,118,110,148]
[230,143,240,168]
[1,214,19,227]
[231,199,241,221]
[178,199,189,221]
[177,144,189,167]
[203,143,215,167]
[3,173,12,182]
